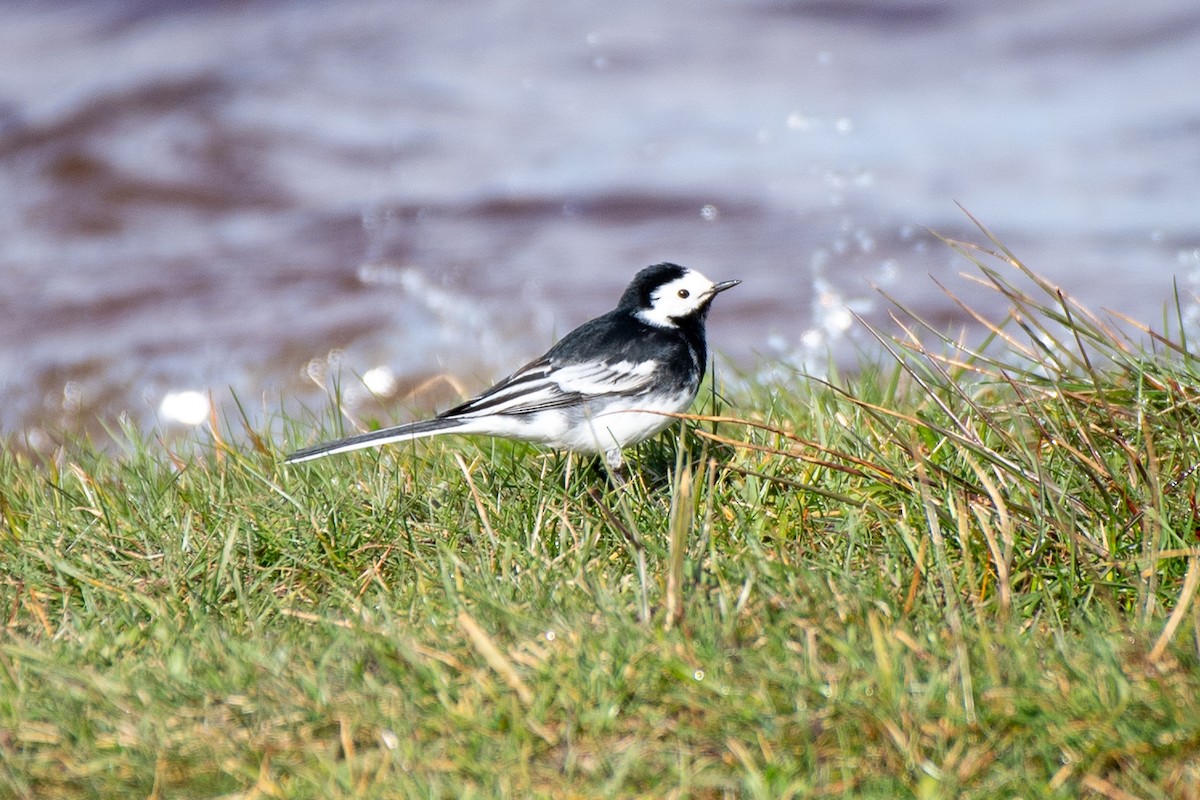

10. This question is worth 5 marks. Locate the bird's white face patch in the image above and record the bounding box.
[635,269,721,328]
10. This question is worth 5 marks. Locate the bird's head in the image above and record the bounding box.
[620,263,740,329]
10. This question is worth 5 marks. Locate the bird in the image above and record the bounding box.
[285,263,740,471]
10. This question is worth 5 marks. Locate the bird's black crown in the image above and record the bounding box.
[617,262,688,311]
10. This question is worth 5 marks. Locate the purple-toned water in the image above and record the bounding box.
[2,0,1198,450]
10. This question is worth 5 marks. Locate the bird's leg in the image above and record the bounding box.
[604,448,628,487]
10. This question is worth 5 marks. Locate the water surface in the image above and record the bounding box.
[1,0,1197,449]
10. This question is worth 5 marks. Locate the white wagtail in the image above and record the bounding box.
[286,263,739,470]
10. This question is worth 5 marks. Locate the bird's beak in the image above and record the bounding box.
[710,279,741,295]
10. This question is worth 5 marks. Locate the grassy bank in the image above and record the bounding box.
[3,233,1200,798]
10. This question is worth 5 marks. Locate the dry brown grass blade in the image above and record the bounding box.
[664,462,692,631]
[454,453,498,549]
[857,311,971,434]
[719,462,874,508]
[1107,307,1200,361]
[1149,556,1200,664]
[688,426,907,491]
[457,610,534,708]
[670,411,904,486]
[928,274,1041,365]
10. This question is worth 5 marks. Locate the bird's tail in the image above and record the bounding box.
[285,417,467,464]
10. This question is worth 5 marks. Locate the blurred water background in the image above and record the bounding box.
[1,0,1197,450]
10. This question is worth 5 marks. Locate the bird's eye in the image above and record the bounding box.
[677,289,690,299]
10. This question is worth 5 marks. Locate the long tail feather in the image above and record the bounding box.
[285,417,467,463]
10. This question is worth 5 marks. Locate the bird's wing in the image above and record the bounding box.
[442,357,659,419]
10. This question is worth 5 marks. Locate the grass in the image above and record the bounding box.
[3,225,1200,798]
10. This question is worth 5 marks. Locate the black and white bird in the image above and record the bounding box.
[286,263,739,470]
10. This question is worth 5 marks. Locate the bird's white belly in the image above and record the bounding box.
[562,390,696,453]
[462,389,695,454]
